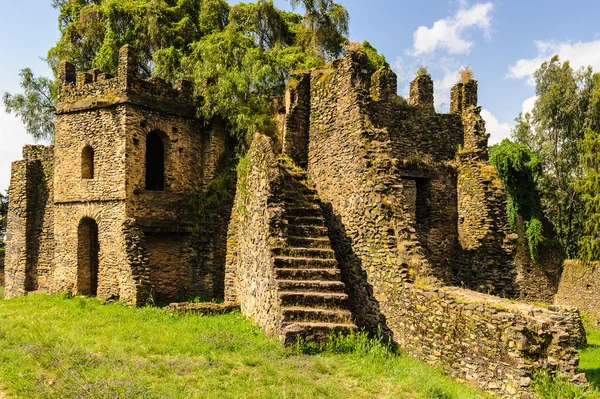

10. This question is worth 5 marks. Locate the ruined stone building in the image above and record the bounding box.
[4,45,227,305]
[4,45,586,397]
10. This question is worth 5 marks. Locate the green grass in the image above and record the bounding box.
[580,325,600,389]
[0,293,489,399]
[2,293,600,399]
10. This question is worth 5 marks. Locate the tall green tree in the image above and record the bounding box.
[3,0,349,145]
[512,56,598,258]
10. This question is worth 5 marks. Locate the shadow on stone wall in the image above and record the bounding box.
[321,202,392,339]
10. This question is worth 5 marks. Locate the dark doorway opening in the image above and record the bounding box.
[145,131,165,191]
[77,217,99,296]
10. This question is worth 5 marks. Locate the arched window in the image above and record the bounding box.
[145,131,165,191]
[81,145,94,179]
[77,217,99,296]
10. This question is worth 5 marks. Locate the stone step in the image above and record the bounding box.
[276,279,345,293]
[281,306,353,324]
[283,194,320,203]
[286,207,322,218]
[279,291,348,307]
[288,225,329,238]
[287,236,332,249]
[275,268,341,281]
[272,247,335,259]
[274,256,338,269]
[285,215,325,226]
[281,321,357,345]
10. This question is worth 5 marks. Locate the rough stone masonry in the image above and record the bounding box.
[4,45,587,398]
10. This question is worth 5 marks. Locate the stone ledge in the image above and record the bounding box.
[165,302,240,315]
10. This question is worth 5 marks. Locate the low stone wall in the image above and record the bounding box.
[166,302,239,315]
[555,260,600,325]
[224,133,285,337]
[389,284,584,398]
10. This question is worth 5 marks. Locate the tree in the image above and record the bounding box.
[3,0,349,145]
[512,56,598,258]
[577,129,600,261]
[2,69,57,142]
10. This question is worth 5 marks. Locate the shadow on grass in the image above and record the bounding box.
[582,367,600,390]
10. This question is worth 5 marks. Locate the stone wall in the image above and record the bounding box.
[4,146,54,299]
[308,53,416,332]
[391,285,585,398]
[283,73,311,167]
[514,217,564,303]
[225,133,285,336]
[0,249,4,286]
[456,156,516,296]
[555,260,600,325]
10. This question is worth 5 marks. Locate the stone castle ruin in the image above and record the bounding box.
[3,45,587,397]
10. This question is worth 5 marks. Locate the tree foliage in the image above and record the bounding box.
[4,0,350,145]
[512,56,599,258]
[577,128,600,262]
[489,140,544,262]
[2,69,57,142]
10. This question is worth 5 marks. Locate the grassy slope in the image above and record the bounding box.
[580,327,600,389]
[0,294,487,399]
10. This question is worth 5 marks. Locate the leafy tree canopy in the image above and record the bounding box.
[4,0,350,146]
[512,56,600,258]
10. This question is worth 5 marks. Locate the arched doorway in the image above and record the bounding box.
[145,131,165,191]
[77,217,99,296]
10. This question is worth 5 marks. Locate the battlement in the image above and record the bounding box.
[57,45,195,117]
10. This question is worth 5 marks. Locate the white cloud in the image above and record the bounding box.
[508,39,600,84]
[0,107,39,193]
[481,109,512,145]
[521,95,537,116]
[412,2,493,55]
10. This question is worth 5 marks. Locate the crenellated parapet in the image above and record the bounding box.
[57,45,195,117]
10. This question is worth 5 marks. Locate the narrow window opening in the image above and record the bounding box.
[82,145,94,179]
[145,131,165,191]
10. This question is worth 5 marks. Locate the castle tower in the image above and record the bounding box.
[49,45,223,304]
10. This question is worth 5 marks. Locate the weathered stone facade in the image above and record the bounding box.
[555,260,600,326]
[5,45,227,304]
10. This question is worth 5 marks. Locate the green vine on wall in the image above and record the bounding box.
[489,139,545,262]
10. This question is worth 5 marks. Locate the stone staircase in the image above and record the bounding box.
[275,162,357,344]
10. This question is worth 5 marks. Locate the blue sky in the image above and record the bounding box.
[2,0,600,192]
